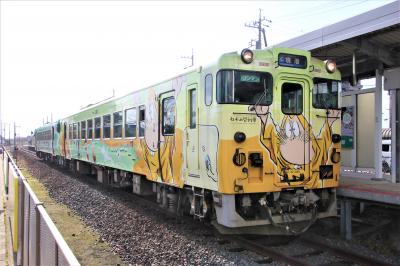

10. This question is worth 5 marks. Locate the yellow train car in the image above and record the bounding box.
[35,47,341,234]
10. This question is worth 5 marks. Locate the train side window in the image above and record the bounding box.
[81,121,86,140]
[162,97,175,135]
[94,117,101,139]
[69,124,72,140]
[205,74,213,106]
[281,83,303,115]
[139,105,145,137]
[113,111,123,138]
[73,123,78,140]
[382,144,390,152]
[103,114,111,139]
[87,119,93,139]
[189,89,196,128]
[125,108,137,138]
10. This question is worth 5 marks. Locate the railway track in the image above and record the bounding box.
[217,233,393,266]
[17,148,396,266]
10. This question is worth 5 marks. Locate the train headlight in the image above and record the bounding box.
[332,134,341,143]
[241,49,254,64]
[234,132,246,143]
[331,148,341,163]
[325,60,337,73]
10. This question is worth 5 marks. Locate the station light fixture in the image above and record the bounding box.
[241,49,254,64]
[325,60,337,73]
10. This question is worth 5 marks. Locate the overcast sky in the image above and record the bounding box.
[0,0,394,136]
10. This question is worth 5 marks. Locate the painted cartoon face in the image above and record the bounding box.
[278,116,314,165]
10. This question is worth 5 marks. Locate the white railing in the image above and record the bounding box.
[2,147,80,266]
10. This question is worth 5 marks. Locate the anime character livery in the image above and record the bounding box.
[34,47,341,235]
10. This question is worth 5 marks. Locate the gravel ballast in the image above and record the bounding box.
[15,150,400,265]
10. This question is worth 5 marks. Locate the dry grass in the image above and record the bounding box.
[21,169,124,266]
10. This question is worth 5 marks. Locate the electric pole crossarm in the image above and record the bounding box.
[245,8,272,50]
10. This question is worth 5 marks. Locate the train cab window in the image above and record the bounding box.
[139,105,145,137]
[87,119,93,139]
[113,111,123,138]
[125,108,137,138]
[103,115,111,139]
[281,83,303,115]
[189,89,196,128]
[313,78,340,109]
[94,117,101,139]
[73,123,78,139]
[81,121,86,140]
[162,97,175,135]
[216,70,272,105]
[205,74,213,106]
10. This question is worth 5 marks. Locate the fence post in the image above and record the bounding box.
[35,203,43,266]
[17,176,25,266]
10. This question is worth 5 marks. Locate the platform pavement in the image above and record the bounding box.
[1,155,7,265]
[338,175,400,205]
[0,154,14,266]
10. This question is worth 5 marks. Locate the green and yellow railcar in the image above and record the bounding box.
[35,47,342,234]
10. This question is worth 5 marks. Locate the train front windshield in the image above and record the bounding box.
[313,78,341,109]
[217,70,273,105]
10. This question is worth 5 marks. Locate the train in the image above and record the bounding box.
[33,47,342,235]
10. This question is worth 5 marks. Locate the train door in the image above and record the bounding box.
[186,84,199,177]
[158,91,176,181]
[51,125,54,155]
[277,78,311,183]
[63,122,67,156]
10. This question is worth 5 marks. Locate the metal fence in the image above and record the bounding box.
[2,148,80,266]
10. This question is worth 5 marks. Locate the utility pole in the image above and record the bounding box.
[245,9,272,49]
[14,122,16,150]
[181,48,194,69]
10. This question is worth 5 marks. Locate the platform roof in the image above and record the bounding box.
[276,0,400,81]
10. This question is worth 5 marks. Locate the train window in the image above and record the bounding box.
[205,74,213,106]
[281,83,303,115]
[87,119,93,139]
[162,97,175,135]
[125,108,137,138]
[139,105,145,137]
[103,114,111,139]
[216,70,272,105]
[81,121,86,140]
[382,144,390,152]
[113,111,123,138]
[69,124,72,140]
[94,117,101,139]
[313,78,340,109]
[73,123,78,139]
[189,89,196,128]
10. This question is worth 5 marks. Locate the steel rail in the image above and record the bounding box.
[299,236,392,266]
[221,235,312,266]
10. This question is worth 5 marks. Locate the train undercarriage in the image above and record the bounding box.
[35,153,337,235]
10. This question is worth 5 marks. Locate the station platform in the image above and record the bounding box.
[338,176,400,206]
[0,191,6,266]
[337,175,400,240]
[0,157,12,266]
